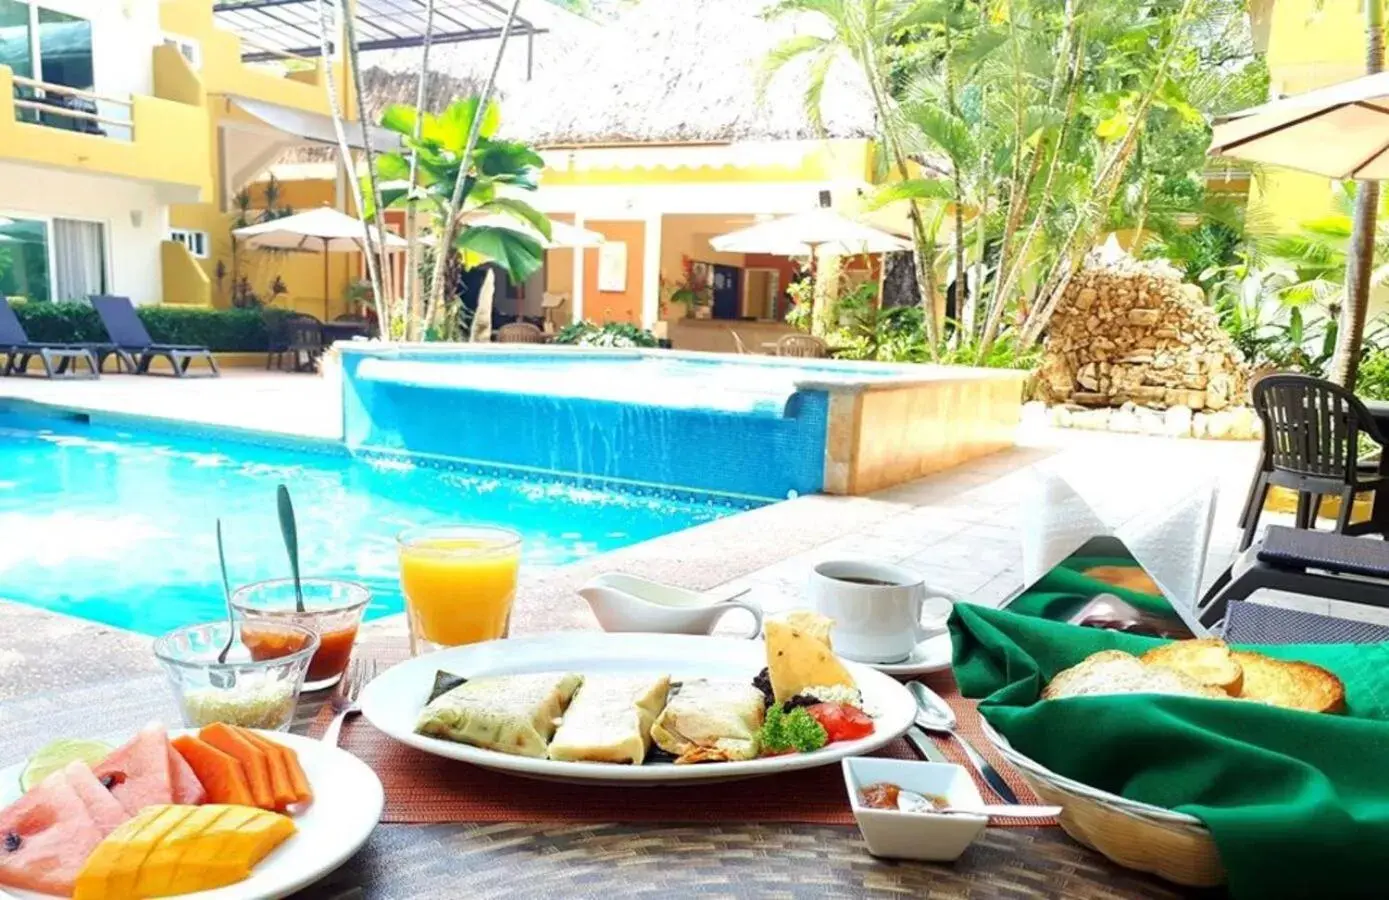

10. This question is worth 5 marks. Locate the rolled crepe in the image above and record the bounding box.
[548,675,671,764]
[415,672,583,758]
[650,678,766,763]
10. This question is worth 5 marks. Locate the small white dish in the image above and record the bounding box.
[579,573,763,638]
[866,632,953,676]
[842,757,988,862]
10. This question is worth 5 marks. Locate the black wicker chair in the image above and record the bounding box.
[1237,373,1389,550]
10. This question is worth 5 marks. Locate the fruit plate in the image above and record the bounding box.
[359,632,916,786]
[0,731,383,900]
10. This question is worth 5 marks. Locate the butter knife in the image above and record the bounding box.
[904,725,950,764]
[908,681,1019,805]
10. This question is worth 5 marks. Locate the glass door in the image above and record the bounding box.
[0,0,36,124]
[0,215,52,303]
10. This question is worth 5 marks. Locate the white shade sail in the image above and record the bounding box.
[1210,72,1389,179]
[233,207,408,252]
[709,208,911,256]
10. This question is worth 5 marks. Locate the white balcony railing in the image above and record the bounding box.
[11,75,134,141]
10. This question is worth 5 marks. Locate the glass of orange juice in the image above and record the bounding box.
[397,525,522,655]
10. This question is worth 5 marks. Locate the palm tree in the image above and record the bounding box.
[763,0,951,351]
[422,0,527,336]
[403,0,436,341]
[1329,0,1385,387]
[315,0,387,332]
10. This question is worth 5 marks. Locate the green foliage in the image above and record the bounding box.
[552,321,660,348]
[11,302,296,352]
[1356,350,1389,401]
[370,98,549,283]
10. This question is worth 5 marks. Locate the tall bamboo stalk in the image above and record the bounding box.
[342,0,395,333]
[316,0,387,332]
[1017,0,1198,349]
[1329,0,1384,387]
[421,0,524,337]
[403,0,436,341]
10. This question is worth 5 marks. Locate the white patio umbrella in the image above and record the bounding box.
[233,207,408,318]
[456,211,606,249]
[710,207,910,291]
[1209,71,1389,178]
[710,207,911,257]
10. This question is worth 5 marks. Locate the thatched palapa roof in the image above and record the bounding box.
[355,0,878,146]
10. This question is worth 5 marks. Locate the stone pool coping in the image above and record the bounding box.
[332,341,1030,394]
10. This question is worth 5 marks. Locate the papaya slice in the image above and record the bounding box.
[233,729,297,811]
[169,736,253,807]
[198,725,275,811]
[266,738,312,806]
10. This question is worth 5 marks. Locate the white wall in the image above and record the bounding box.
[0,159,169,304]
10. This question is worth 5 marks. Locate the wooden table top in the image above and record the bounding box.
[0,655,1212,900]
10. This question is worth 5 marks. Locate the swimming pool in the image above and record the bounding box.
[0,407,752,635]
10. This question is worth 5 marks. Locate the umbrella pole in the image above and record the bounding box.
[324,239,330,321]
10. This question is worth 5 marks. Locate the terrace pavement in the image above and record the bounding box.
[0,368,1368,705]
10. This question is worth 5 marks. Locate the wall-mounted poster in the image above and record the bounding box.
[598,241,627,292]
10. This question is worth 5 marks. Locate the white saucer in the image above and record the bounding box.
[862,632,954,676]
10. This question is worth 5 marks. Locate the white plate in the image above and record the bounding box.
[0,731,383,900]
[359,632,916,786]
[866,633,953,676]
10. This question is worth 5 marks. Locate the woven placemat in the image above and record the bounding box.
[318,658,1055,828]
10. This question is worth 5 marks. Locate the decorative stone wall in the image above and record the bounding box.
[1036,252,1250,411]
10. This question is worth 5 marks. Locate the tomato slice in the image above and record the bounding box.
[806,703,874,743]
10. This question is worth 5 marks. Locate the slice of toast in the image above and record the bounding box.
[1140,639,1244,696]
[1043,650,1227,701]
[1231,652,1346,714]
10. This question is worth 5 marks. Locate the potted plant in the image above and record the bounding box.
[666,256,712,319]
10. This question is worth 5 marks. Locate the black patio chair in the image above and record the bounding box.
[266,313,323,373]
[88,295,219,378]
[1237,373,1389,550]
[0,299,99,379]
[1199,525,1389,629]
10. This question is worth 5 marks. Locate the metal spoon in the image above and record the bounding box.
[908,681,1019,805]
[212,520,236,686]
[895,791,1060,819]
[277,484,305,613]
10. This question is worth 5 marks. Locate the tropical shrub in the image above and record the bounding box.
[552,321,659,348]
[11,302,296,352]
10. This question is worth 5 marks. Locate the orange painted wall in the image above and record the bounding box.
[583,220,646,325]
[744,252,801,319]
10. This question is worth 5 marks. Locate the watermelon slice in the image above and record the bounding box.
[167,746,207,806]
[62,761,130,835]
[0,768,108,896]
[92,725,174,816]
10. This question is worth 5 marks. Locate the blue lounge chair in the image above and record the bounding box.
[0,299,99,378]
[88,295,219,377]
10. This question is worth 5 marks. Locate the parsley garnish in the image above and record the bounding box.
[758,704,828,754]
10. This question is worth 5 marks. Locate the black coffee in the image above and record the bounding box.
[833,576,898,586]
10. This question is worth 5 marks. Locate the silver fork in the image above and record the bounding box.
[321,657,375,746]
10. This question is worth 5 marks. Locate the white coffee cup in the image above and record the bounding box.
[809,560,958,664]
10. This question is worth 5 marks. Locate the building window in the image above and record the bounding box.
[0,214,108,303]
[162,34,202,70]
[170,229,209,259]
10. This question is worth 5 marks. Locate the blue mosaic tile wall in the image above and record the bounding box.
[341,352,828,500]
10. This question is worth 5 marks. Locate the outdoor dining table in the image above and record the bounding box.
[0,642,1203,900]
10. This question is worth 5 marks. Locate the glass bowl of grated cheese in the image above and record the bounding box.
[154,621,319,731]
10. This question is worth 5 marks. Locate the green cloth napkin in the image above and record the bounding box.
[1004,555,1177,621]
[949,603,1389,899]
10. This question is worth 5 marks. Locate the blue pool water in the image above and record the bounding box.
[0,409,752,635]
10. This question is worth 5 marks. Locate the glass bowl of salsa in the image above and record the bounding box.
[231,578,371,691]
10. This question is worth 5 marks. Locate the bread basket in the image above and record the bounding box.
[979,719,1225,887]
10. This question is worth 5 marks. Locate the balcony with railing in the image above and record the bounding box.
[0,49,212,199]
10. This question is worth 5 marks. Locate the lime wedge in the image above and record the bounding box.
[19,739,113,792]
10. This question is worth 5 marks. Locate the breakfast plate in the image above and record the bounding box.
[0,731,383,900]
[360,631,917,786]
